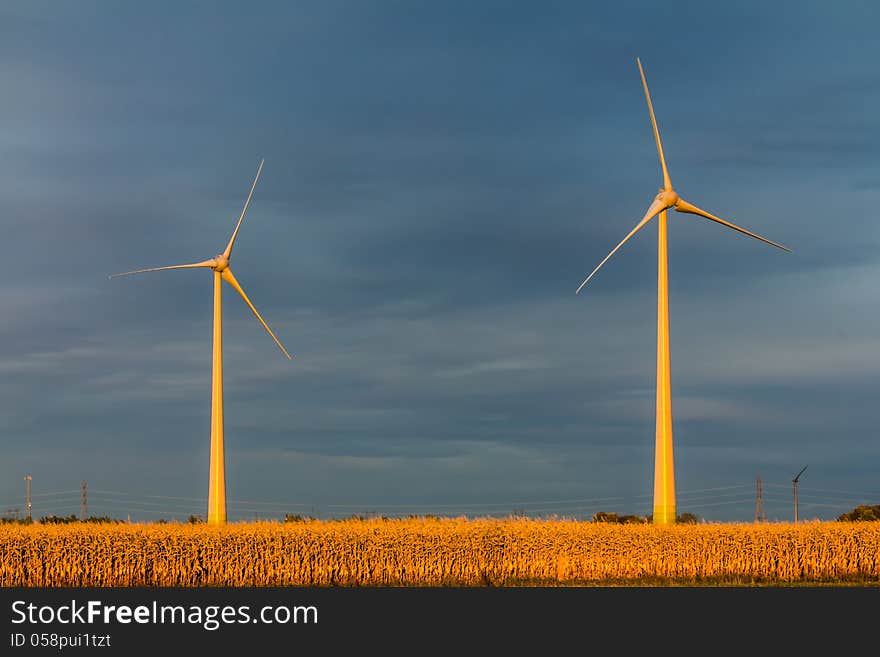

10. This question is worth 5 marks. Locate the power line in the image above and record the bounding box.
[787,501,855,510]
[0,497,76,509]
[84,484,751,511]
[786,494,866,503]
[13,480,865,522]
[682,497,755,510]
[89,490,210,503]
[764,484,880,498]
[87,497,203,511]
[29,490,82,498]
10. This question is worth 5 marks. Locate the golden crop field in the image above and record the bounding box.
[2,518,880,586]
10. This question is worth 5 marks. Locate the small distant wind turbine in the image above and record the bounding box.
[792,465,808,523]
[576,59,790,525]
[111,159,291,525]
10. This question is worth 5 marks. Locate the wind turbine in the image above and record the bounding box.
[111,159,291,525]
[576,59,790,525]
[792,465,808,523]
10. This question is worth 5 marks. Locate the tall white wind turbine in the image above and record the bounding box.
[111,159,291,525]
[577,60,790,524]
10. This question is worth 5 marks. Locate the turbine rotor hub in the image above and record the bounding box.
[212,255,229,272]
[655,188,679,209]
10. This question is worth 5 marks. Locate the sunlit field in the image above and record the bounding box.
[2,518,880,587]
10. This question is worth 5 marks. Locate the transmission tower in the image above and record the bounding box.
[80,481,88,521]
[24,475,32,520]
[754,473,766,523]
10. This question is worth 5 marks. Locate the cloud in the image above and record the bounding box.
[1,2,879,522]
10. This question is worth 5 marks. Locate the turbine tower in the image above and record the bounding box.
[792,465,807,523]
[111,159,291,525]
[576,60,790,525]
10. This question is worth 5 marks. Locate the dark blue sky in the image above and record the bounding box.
[2,1,879,522]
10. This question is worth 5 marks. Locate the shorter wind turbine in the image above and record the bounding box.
[111,159,291,525]
[792,465,808,523]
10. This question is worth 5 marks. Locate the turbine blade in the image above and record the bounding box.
[674,198,791,252]
[221,268,292,359]
[576,197,666,294]
[109,260,216,279]
[637,58,672,191]
[223,159,265,259]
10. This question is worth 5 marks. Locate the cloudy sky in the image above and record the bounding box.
[1,1,878,522]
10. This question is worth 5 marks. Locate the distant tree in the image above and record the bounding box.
[39,515,79,524]
[639,513,699,524]
[284,514,306,523]
[837,504,880,522]
[83,516,123,524]
[622,514,648,524]
[592,512,648,524]
[37,515,122,524]
[592,511,619,523]
[188,515,205,524]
